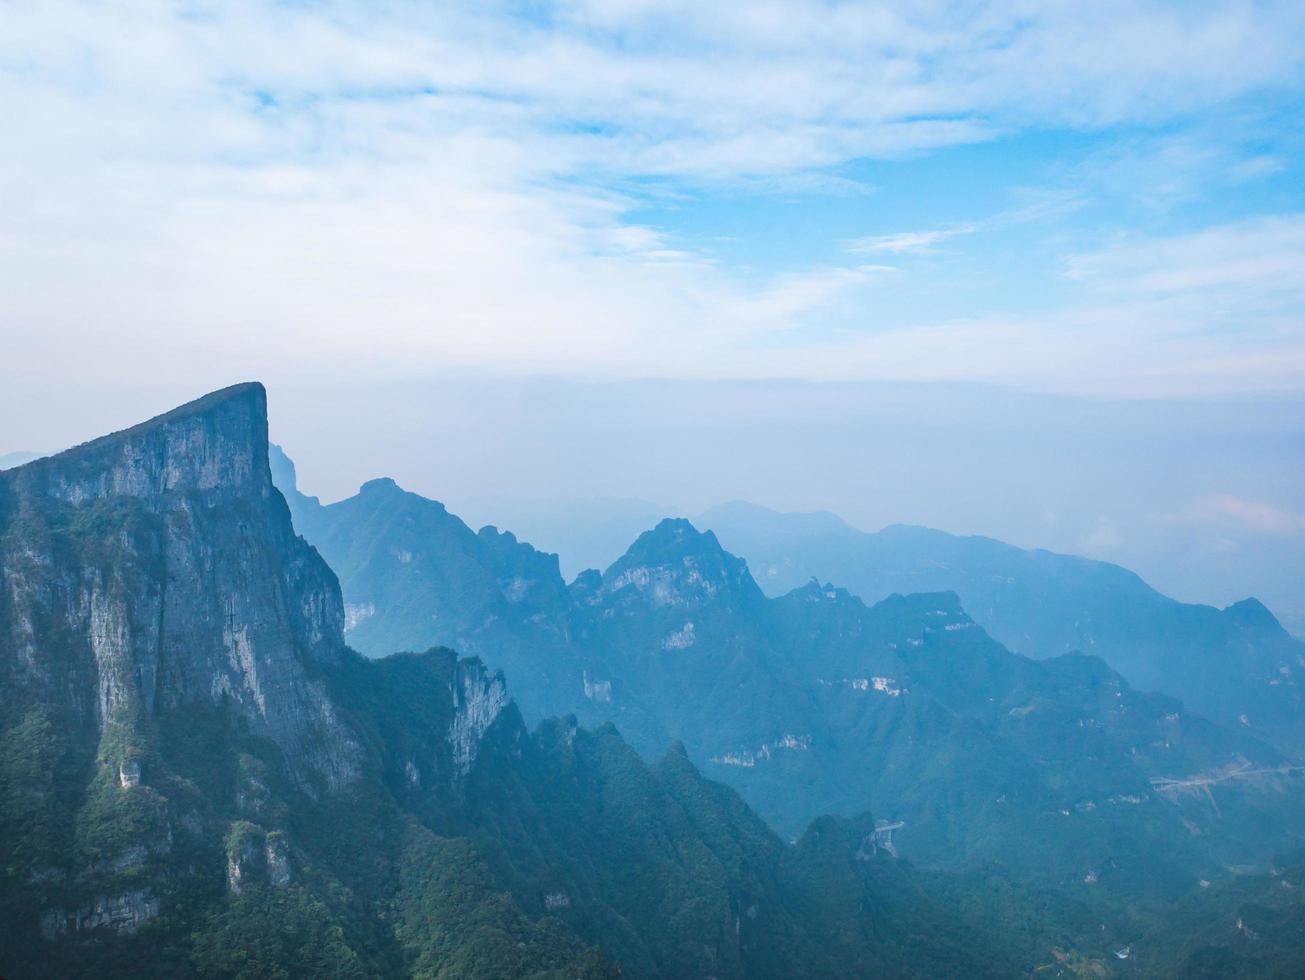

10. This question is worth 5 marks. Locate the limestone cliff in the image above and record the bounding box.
[0,382,361,790]
[0,384,536,968]
[450,659,508,776]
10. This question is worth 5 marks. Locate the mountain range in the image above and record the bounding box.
[4,384,1304,977]
[271,448,1305,897]
[0,384,1036,978]
[699,502,1305,756]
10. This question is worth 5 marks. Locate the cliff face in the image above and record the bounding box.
[0,382,360,790]
[450,658,508,776]
[0,385,574,972]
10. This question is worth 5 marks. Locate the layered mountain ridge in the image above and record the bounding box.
[5,384,1303,977]
[273,455,1305,898]
[701,501,1305,755]
[2,386,1033,978]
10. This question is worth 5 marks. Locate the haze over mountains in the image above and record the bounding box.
[3,384,1304,978]
[275,448,1305,758]
[700,502,1305,754]
[271,444,1305,885]
[3,385,1023,978]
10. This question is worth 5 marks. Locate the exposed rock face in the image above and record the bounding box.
[118,760,141,788]
[543,891,570,910]
[582,670,612,702]
[0,383,361,790]
[449,659,508,776]
[265,832,292,887]
[39,890,159,939]
[226,823,292,893]
[602,519,764,611]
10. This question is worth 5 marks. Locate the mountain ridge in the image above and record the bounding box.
[5,387,1034,978]
[698,501,1305,753]
[271,447,1305,898]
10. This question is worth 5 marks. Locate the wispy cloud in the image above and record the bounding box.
[845,190,1083,256]
[847,223,980,255]
[1,1,1304,397]
[1068,126,1299,212]
[1063,215,1305,299]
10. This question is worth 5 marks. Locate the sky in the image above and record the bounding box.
[2,1,1303,624]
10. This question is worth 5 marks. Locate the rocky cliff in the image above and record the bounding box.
[0,383,361,792]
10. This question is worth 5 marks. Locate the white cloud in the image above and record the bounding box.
[1063,215,1305,300]
[847,224,979,255]
[1068,127,1297,212]
[1,1,1304,396]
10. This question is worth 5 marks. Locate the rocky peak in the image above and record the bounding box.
[269,442,320,507]
[3,382,272,511]
[601,518,765,609]
[1224,597,1285,634]
[789,579,858,604]
[359,476,406,497]
[476,525,568,609]
[569,568,604,605]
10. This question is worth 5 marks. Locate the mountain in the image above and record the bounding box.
[272,457,1305,906]
[699,501,1305,755]
[270,446,581,724]
[1,386,1022,978]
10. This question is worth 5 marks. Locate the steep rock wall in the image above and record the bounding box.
[0,383,360,790]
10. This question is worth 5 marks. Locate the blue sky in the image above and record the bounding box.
[4,0,1305,396]
[2,1,1304,621]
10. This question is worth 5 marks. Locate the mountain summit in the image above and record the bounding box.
[7,382,272,503]
[602,517,766,610]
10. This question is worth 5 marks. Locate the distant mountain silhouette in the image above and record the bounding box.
[273,451,1305,903]
[700,501,1305,755]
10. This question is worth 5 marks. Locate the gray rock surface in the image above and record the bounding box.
[0,383,362,791]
